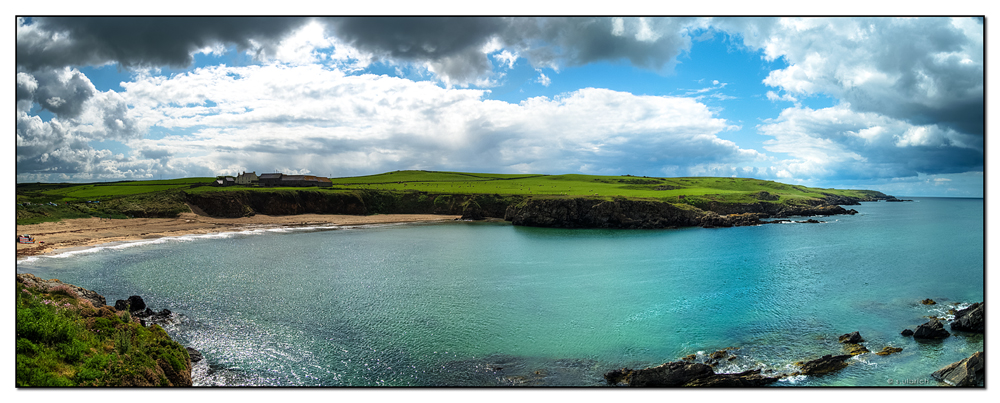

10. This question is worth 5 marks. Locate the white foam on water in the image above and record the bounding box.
[16,221,422,266]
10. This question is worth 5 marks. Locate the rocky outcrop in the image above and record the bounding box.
[114,295,174,327]
[605,361,714,386]
[901,329,914,336]
[797,354,853,376]
[604,360,779,387]
[932,351,984,386]
[875,347,903,356]
[950,302,984,333]
[913,318,950,339]
[506,198,707,229]
[921,298,937,305]
[839,331,865,344]
[186,347,203,363]
[683,369,781,387]
[16,273,106,308]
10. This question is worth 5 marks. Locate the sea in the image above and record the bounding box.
[15,197,984,387]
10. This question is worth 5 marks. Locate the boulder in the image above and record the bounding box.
[186,347,203,363]
[875,346,903,356]
[900,329,914,336]
[838,331,865,344]
[604,361,714,387]
[932,351,984,387]
[950,302,984,333]
[913,318,950,339]
[921,298,937,305]
[114,295,147,313]
[797,354,853,376]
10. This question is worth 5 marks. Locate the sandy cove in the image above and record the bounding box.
[16,212,462,259]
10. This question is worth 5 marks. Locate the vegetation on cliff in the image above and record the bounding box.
[16,274,192,386]
[17,170,897,225]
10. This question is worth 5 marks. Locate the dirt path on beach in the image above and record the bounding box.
[16,212,462,258]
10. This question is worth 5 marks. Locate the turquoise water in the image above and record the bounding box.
[16,198,984,386]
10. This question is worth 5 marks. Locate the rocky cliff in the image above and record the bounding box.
[185,189,862,230]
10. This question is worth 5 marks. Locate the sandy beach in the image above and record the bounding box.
[16,212,462,259]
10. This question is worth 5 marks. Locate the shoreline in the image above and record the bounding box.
[16,212,462,260]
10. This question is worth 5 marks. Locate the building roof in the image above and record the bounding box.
[259,173,282,179]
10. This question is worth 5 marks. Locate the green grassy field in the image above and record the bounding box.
[323,170,872,201]
[17,171,883,225]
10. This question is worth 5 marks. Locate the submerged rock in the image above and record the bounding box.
[838,331,865,344]
[950,302,984,333]
[901,329,914,336]
[797,354,853,376]
[921,298,937,305]
[875,346,903,356]
[843,344,870,356]
[913,318,950,339]
[932,351,984,387]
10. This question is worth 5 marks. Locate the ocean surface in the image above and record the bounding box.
[16,197,984,387]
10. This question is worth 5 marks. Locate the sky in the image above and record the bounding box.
[13,14,986,197]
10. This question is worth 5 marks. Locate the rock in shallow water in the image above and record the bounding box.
[838,331,865,344]
[797,354,853,376]
[913,318,950,339]
[950,302,984,333]
[931,351,984,386]
[900,329,914,336]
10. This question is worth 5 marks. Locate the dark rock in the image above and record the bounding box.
[913,318,950,339]
[932,351,984,387]
[950,302,984,333]
[875,346,903,356]
[901,329,914,336]
[921,298,937,305]
[683,369,781,387]
[838,331,865,344]
[797,354,853,376]
[604,361,714,387]
[186,347,203,363]
[115,295,147,312]
[803,219,822,223]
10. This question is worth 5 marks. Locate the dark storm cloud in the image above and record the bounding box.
[503,17,697,71]
[324,17,699,84]
[17,16,310,70]
[26,69,97,119]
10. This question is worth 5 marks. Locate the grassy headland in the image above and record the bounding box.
[15,275,192,386]
[16,170,894,226]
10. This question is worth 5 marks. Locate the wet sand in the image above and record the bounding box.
[16,212,462,259]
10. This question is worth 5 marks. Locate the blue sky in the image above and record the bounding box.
[15,16,985,197]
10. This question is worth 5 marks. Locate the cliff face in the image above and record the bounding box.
[185,190,860,230]
[185,190,525,219]
[503,197,858,229]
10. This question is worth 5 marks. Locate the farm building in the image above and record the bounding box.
[235,171,259,185]
[257,173,332,187]
[215,176,236,186]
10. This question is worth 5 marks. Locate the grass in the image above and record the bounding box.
[17,170,886,225]
[15,281,192,386]
[324,170,878,202]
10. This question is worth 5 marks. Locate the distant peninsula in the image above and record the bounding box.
[17,170,904,231]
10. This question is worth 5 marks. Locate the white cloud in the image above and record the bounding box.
[758,104,982,181]
[714,17,983,136]
[103,64,761,179]
[536,71,551,87]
